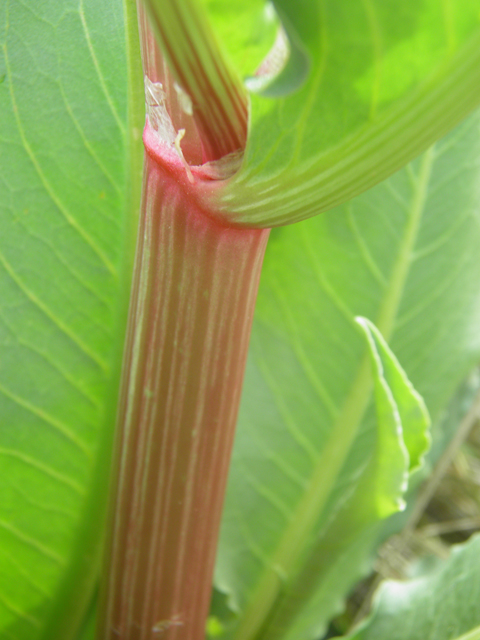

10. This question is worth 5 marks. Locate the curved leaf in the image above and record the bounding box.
[214,110,480,640]
[205,0,480,226]
[357,317,431,474]
[356,316,431,518]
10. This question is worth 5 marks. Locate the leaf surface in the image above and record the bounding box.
[201,0,278,80]
[356,316,431,517]
[342,533,480,640]
[214,111,480,640]
[204,0,480,226]
[0,1,142,638]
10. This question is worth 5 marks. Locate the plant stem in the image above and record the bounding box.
[96,118,269,639]
[96,5,266,637]
[140,0,248,161]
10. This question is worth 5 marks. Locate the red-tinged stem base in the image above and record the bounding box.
[96,128,269,640]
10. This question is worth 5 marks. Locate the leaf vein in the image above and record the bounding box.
[78,0,126,136]
[0,248,109,372]
[0,592,41,628]
[0,519,65,565]
[2,43,118,278]
[270,275,339,419]
[347,204,387,287]
[57,74,123,196]
[0,315,102,408]
[0,448,85,494]
[0,380,92,457]
[254,351,319,463]
[241,465,292,521]
[0,547,51,598]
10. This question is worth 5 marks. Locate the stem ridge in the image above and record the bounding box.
[97,146,269,640]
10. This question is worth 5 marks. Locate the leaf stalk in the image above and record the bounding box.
[96,120,269,639]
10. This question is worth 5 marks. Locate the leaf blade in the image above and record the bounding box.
[0,0,142,637]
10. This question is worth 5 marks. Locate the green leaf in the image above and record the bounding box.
[0,1,142,638]
[201,0,278,80]
[253,2,310,98]
[204,0,480,226]
[358,317,431,473]
[214,110,480,640]
[357,316,409,518]
[342,533,480,640]
[356,316,431,517]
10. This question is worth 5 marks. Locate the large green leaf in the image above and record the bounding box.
[214,110,480,640]
[203,0,480,226]
[341,533,480,640]
[0,1,142,638]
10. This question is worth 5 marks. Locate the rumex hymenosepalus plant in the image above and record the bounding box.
[2,1,480,640]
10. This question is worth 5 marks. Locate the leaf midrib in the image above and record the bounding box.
[231,146,436,640]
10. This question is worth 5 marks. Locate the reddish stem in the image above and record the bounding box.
[96,121,269,640]
[139,0,248,162]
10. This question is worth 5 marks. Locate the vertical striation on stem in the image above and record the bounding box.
[97,4,267,637]
[96,118,269,639]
